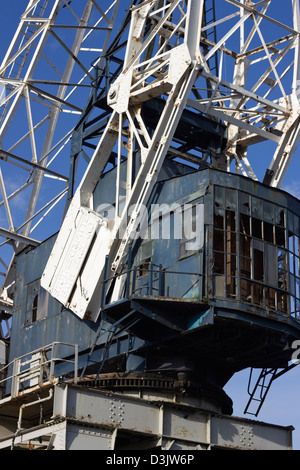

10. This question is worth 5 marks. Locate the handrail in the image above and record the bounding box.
[102,264,204,308]
[0,342,78,399]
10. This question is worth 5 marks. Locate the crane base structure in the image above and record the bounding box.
[0,380,294,451]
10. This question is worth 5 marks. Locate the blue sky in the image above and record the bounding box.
[1,0,300,450]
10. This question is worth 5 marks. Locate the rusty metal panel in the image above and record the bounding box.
[162,408,209,444]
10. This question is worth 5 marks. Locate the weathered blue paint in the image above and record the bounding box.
[9,164,300,383]
[187,309,213,331]
[12,235,98,359]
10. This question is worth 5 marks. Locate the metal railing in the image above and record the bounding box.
[0,342,78,399]
[102,262,205,308]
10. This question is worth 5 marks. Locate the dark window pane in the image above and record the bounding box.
[226,210,236,232]
[226,254,237,276]
[276,226,285,247]
[240,213,250,235]
[264,222,274,243]
[214,209,224,229]
[32,294,38,323]
[214,252,225,274]
[226,276,236,298]
[252,218,262,239]
[241,279,251,302]
[226,231,237,254]
[214,230,224,252]
[241,256,251,279]
[266,288,276,309]
[275,207,285,227]
[240,234,251,258]
[288,211,294,233]
[253,240,264,282]
[253,283,264,306]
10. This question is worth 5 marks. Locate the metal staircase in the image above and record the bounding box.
[80,310,141,380]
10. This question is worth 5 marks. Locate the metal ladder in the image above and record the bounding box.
[244,367,278,417]
[80,310,140,379]
[203,0,219,78]
[80,317,116,379]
